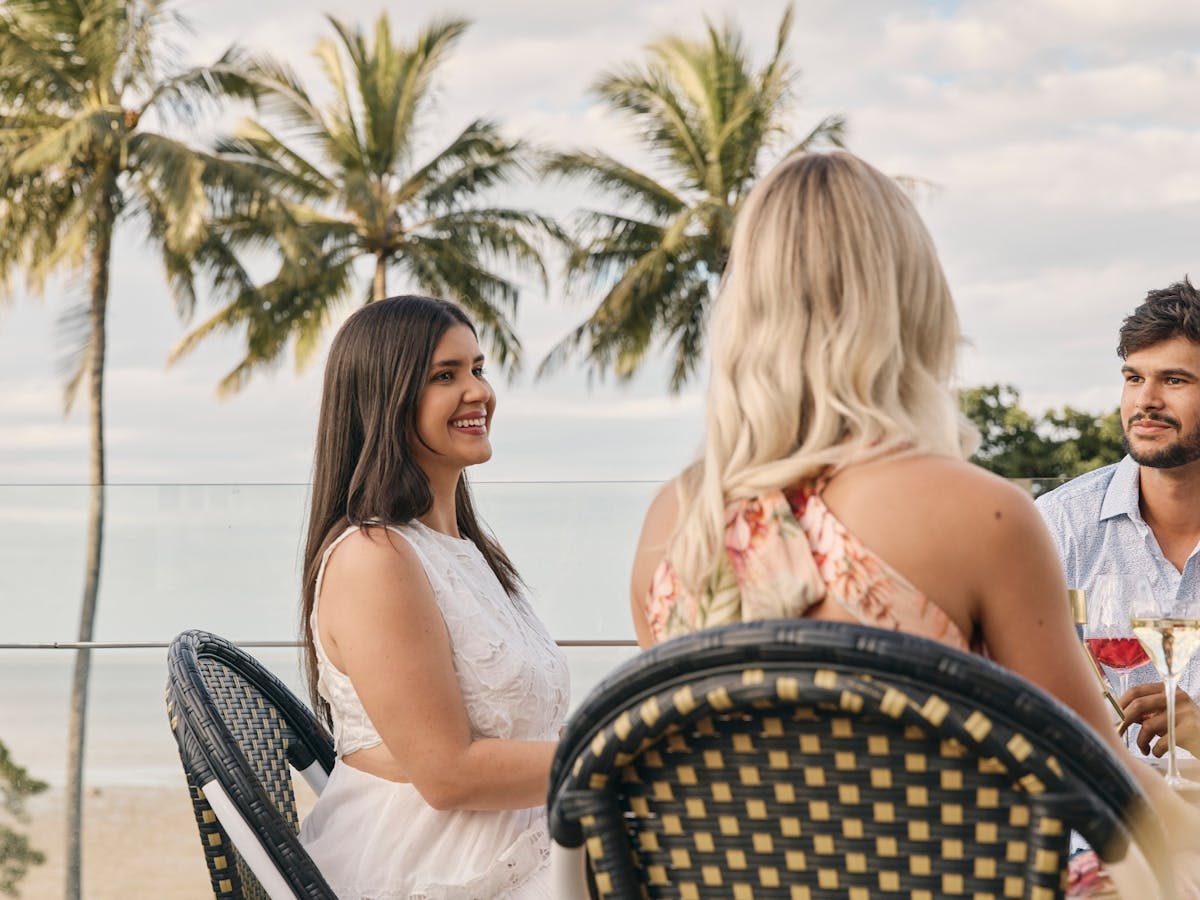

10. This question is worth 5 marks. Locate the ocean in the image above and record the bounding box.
[0,481,656,787]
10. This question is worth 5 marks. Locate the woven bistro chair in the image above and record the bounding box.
[166,629,337,899]
[548,619,1173,899]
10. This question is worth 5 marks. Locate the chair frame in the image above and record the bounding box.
[166,629,337,900]
[549,619,1173,899]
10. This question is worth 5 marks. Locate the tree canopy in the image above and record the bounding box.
[540,3,844,390]
[171,14,556,394]
[960,384,1124,486]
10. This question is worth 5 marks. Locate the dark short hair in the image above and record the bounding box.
[1118,277,1200,359]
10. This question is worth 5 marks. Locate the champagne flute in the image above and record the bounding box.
[1084,574,1152,747]
[1130,579,1200,787]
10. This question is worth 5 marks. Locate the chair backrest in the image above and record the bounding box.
[549,620,1172,900]
[166,630,337,900]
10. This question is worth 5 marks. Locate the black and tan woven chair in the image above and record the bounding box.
[548,619,1173,899]
[166,629,337,899]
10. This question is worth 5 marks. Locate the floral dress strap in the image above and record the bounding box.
[645,485,970,651]
[647,489,826,641]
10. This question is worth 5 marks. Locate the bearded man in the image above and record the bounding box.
[1038,277,1200,757]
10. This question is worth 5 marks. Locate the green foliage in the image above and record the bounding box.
[541,3,845,391]
[0,0,260,403]
[173,14,554,394]
[960,384,1124,483]
[0,6,260,895]
[0,740,48,897]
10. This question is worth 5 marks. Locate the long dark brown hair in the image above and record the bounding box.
[301,295,521,724]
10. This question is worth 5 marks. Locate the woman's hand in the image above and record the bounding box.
[1119,682,1200,757]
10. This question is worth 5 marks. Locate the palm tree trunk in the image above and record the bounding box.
[372,251,387,300]
[63,226,111,900]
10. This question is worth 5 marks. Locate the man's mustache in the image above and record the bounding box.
[1128,412,1181,429]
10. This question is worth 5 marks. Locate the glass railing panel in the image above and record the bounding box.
[2,479,655,896]
[0,481,653,781]
[0,481,654,645]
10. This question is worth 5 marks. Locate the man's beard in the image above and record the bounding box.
[1123,413,1200,468]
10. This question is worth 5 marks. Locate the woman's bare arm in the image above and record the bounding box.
[630,480,681,650]
[319,528,555,811]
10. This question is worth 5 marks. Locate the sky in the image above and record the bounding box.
[2,0,1199,485]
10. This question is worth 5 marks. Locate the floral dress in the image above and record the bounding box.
[645,483,969,650]
[645,483,1117,895]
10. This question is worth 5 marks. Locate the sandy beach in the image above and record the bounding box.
[16,777,317,899]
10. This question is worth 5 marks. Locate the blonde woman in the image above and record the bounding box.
[629,151,1200,883]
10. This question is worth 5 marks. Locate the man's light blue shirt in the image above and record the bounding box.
[1036,455,1200,696]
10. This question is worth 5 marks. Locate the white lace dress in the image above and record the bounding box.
[298,522,571,900]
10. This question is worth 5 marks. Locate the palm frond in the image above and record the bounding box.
[541,4,845,388]
[397,234,523,371]
[236,54,329,147]
[219,119,336,200]
[402,119,528,211]
[0,169,84,291]
[539,222,711,385]
[139,44,268,126]
[0,0,86,105]
[128,132,208,257]
[784,113,847,157]
[596,66,707,183]
[416,207,555,290]
[380,16,470,168]
[543,151,685,219]
[170,249,357,393]
[55,298,92,413]
[10,109,117,176]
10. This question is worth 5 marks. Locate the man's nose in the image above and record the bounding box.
[1135,382,1164,410]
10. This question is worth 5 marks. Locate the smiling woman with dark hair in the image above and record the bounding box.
[296,295,568,898]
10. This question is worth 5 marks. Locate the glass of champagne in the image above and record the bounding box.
[1085,574,1151,747]
[1130,579,1200,787]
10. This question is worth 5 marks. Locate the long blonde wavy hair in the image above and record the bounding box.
[668,151,977,594]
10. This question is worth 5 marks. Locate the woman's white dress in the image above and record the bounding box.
[299,522,571,899]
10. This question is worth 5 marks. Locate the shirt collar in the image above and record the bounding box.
[1099,455,1144,524]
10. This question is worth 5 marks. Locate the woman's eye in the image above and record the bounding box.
[432,371,452,382]
[473,366,487,377]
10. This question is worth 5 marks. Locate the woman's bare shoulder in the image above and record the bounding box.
[321,525,427,597]
[848,453,1029,498]
[829,453,1041,535]
[644,477,683,533]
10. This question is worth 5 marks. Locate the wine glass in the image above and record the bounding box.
[1085,573,1152,748]
[1130,578,1200,787]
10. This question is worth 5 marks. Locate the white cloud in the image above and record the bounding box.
[881,14,1023,72]
[3,0,1200,490]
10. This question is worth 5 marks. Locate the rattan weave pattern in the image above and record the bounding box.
[199,658,303,834]
[549,620,1171,900]
[167,687,248,898]
[166,630,337,899]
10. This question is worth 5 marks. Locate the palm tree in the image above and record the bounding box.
[0,2,256,895]
[541,4,845,390]
[171,14,555,393]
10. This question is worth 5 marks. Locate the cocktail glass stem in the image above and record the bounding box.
[1165,672,1182,787]
[1117,671,1132,750]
